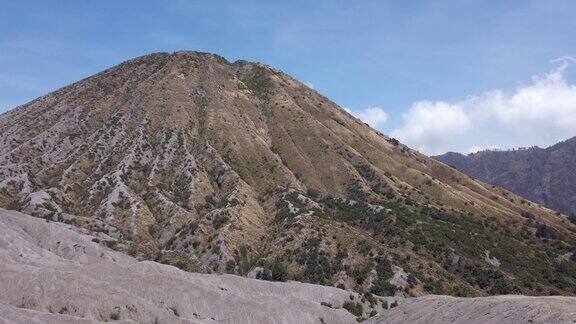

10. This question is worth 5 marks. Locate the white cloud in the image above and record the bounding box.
[391,57,576,155]
[355,106,389,127]
[391,101,472,154]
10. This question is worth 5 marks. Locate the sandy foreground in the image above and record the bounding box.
[1,208,574,324]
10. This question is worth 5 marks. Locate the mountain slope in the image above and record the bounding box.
[1,51,575,297]
[435,137,576,219]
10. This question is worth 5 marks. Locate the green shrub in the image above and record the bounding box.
[342,301,363,317]
[225,260,236,273]
[256,258,289,282]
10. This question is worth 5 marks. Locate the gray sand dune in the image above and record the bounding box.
[1,208,575,323]
[369,294,576,323]
[0,209,361,323]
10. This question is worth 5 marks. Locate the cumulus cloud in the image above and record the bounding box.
[391,57,576,155]
[391,101,472,154]
[355,106,389,127]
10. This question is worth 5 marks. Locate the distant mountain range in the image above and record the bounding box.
[1,51,575,300]
[435,137,576,220]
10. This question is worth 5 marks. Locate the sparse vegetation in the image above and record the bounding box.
[342,301,363,317]
[256,258,289,282]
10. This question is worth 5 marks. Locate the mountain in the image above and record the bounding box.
[435,137,576,219]
[1,51,575,298]
[4,208,574,323]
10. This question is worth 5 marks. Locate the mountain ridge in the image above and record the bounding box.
[435,136,576,219]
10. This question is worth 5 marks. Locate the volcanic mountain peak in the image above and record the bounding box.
[1,52,575,297]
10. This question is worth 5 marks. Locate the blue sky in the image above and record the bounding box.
[2,0,576,154]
